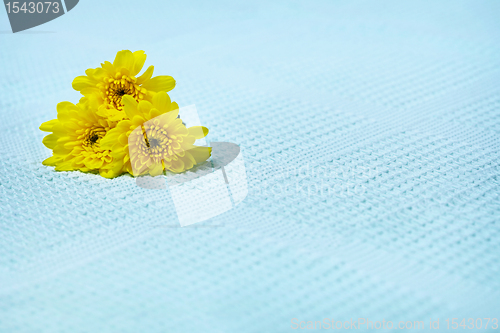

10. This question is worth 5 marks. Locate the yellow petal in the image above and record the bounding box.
[184,151,198,166]
[74,155,85,164]
[56,101,76,115]
[188,126,209,139]
[132,50,147,76]
[42,155,62,166]
[138,100,153,116]
[92,159,104,169]
[151,91,171,112]
[117,119,132,131]
[118,133,128,146]
[87,68,107,80]
[55,161,75,171]
[180,136,196,148]
[39,119,59,132]
[169,158,185,173]
[172,120,189,135]
[136,65,154,85]
[183,157,195,171]
[50,123,66,136]
[42,134,59,149]
[113,50,135,71]
[53,144,72,156]
[72,76,97,91]
[100,167,120,178]
[101,130,121,149]
[99,169,113,178]
[158,109,179,125]
[149,108,162,119]
[122,95,141,119]
[189,146,212,163]
[101,61,114,74]
[80,87,100,98]
[141,76,175,92]
[132,115,145,127]
[63,141,80,149]
[149,162,164,176]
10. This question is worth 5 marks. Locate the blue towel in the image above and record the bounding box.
[0,0,499,331]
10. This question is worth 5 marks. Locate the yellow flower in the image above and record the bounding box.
[72,50,175,121]
[40,97,121,178]
[101,92,211,176]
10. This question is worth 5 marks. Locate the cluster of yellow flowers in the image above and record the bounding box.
[40,50,211,178]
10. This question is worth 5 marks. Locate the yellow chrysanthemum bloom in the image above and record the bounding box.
[101,92,211,176]
[40,97,121,178]
[72,50,175,121]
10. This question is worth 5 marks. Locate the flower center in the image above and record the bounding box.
[99,72,146,110]
[89,133,99,144]
[115,88,128,97]
[135,124,179,163]
[83,128,106,149]
[148,137,161,148]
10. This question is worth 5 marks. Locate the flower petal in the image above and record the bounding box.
[42,155,62,166]
[158,109,179,126]
[122,95,141,119]
[39,119,59,132]
[42,134,59,149]
[80,87,100,99]
[188,126,209,139]
[169,158,185,173]
[138,100,153,116]
[118,133,128,146]
[86,68,107,80]
[101,61,114,74]
[100,163,122,178]
[152,91,171,112]
[56,101,76,114]
[72,76,98,91]
[101,130,121,149]
[150,162,165,176]
[136,65,154,85]
[132,50,147,76]
[113,50,135,71]
[101,126,125,150]
[141,76,176,92]
[188,146,212,163]
[54,161,75,171]
[149,108,162,120]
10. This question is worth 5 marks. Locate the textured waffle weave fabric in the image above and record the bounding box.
[0,0,499,332]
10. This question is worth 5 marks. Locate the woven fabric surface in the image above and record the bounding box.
[0,0,499,332]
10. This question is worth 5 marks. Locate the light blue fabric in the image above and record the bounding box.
[1,0,499,332]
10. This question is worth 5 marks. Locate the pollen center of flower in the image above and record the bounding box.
[83,128,106,149]
[148,138,161,148]
[89,133,99,144]
[116,88,128,97]
[99,72,147,110]
[134,124,181,164]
